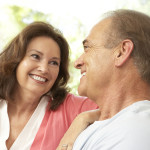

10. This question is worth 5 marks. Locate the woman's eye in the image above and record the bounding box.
[31,54,40,59]
[49,61,59,66]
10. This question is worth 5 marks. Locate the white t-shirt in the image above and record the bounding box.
[0,96,48,150]
[73,100,150,150]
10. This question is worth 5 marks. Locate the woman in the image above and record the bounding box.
[0,21,98,150]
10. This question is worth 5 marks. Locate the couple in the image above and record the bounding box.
[1,9,150,150]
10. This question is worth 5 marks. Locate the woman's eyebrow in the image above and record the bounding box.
[50,57,61,61]
[27,49,43,55]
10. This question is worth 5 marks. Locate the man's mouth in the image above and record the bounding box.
[81,72,86,77]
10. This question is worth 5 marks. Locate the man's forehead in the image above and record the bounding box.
[95,18,111,30]
[85,18,112,40]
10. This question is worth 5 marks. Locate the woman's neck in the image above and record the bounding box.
[10,88,42,115]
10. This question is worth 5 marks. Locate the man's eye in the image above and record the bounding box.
[31,54,40,59]
[83,45,91,52]
[84,45,89,49]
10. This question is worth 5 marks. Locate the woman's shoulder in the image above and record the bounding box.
[66,93,87,100]
[64,93,98,112]
[65,93,91,104]
[0,99,7,107]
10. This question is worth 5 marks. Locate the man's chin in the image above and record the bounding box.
[78,87,87,97]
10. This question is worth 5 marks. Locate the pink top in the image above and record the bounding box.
[30,93,98,150]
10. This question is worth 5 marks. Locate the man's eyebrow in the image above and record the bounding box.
[82,39,89,45]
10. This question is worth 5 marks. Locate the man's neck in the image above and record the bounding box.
[95,79,150,121]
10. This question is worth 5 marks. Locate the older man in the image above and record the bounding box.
[73,9,150,150]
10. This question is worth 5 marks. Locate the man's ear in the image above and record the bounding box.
[114,39,134,67]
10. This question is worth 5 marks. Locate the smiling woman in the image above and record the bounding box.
[16,36,60,98]
[0,21,98,150]
[0,21,69,110]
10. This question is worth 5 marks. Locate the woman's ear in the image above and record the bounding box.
[114,39,134,67]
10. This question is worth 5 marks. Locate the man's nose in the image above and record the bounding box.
[74,54,84,69]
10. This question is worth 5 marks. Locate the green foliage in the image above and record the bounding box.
[8,5,52,29]
[1,0,150,95]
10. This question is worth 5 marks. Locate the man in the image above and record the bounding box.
[73,9,150,150]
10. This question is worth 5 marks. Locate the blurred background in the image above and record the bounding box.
[0,0,150,94]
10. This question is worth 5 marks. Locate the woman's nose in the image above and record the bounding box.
[37,61,49,73]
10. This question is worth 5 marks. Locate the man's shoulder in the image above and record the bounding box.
[109,100,150,135]
[125,100,150,120]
